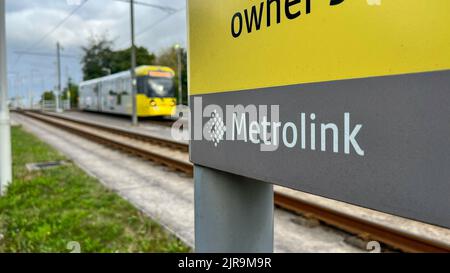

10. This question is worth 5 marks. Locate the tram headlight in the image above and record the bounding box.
[150,100,157,107]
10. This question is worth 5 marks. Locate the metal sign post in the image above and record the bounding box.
[0,0,12,195]
[194,165,274,253]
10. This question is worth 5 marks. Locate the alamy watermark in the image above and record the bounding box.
[67,241,81,253]
[172,97,365,155]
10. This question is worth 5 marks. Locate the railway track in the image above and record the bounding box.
[25,110,188,152]
[18,110,450,253]
[64,109,181,128]
[20,111,192,175]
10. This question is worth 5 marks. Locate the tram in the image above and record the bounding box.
[79,66,177,117]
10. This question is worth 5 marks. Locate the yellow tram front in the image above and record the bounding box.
[135,66,177,117]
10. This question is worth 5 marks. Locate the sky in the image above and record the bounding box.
[4,0,187,104]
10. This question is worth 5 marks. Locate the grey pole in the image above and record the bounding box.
[176,46,183,105]
[130,0,138,126]
[56,42,62,112]
[0,0,12,196]
[194,165,274,253]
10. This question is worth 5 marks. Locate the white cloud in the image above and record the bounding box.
[4,0,187,100]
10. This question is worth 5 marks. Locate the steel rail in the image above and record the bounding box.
[21,111,192,175]
[19,110,450,253]
[27,110,188,152]
[274,192,450,253]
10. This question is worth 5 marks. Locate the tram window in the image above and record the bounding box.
[147,77,174,97]
[137,78,146,94]
[136,76,172,97]
[117,93,122,105]
[122,79,128,93]
[119,78,123,91]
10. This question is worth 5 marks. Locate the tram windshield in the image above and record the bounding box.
[138,76,175,98]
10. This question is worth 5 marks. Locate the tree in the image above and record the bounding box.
[81,36,114,80]
[110,47,156,74]
[81,36,156,80]
[62,78,79,107]
[155,46,188,105]
[41,91,55,102]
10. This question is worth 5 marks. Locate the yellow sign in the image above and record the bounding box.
[188,0,450,95]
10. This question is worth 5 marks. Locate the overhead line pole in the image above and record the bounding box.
[130,0,138,126]
[56,42,62,112]
[0,0,12,196]
[175,44,183,105]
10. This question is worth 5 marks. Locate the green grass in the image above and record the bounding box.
[0,126,190,253]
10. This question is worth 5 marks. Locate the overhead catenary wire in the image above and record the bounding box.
[115,1,184,49]
[14,51,79,59]
[14,0,184,61]
[117,6,185,48]
[13,0,89,66]
[114,0,177,14]
[136,7,185,38]
[12,0,185,96]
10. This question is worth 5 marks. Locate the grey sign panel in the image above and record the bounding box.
[190,70,450,228]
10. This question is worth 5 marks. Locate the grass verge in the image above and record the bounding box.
[0,125,190,253]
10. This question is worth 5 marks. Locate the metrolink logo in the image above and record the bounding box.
[187,98,365,156]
